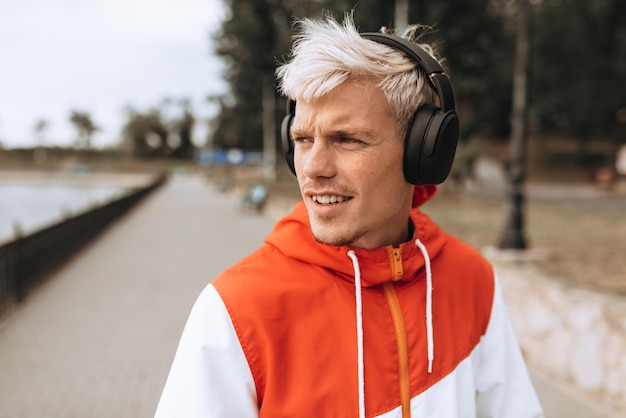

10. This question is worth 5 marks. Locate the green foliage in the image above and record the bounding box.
[414,0,515,139]
[210,0,278,150]
[532,0,626,143]
[121,98,197,159]
[122,108,168,158]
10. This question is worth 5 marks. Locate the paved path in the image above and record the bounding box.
[0,175,617,417]
[0,175,272,417]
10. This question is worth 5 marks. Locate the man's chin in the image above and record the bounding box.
[313,235,347,247]
[311,227,363,248]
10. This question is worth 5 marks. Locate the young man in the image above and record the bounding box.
[156,14,543,418]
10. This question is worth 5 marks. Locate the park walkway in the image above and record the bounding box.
[0,174,618,417]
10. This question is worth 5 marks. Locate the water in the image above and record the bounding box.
[0,184,127,244]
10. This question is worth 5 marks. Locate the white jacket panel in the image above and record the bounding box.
[155,285,258,418]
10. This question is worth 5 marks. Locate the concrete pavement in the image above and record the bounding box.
[0,174,618,417]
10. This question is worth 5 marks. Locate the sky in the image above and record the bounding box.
[0,0,228,149]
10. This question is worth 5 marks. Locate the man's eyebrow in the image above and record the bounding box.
[289,126,307,138]
[329,129,376,140]
[290,127,377,140]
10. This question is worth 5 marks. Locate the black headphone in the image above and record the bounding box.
[280,32,459,185]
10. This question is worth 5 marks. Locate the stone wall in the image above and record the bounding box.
[493,259,626,416]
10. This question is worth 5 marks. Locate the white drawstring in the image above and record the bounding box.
[414,238,434,373]
[347,240,433,417]
[347,250,366,418]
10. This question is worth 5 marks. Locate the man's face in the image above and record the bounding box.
[291,79,414,249]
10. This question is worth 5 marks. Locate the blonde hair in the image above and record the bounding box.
[276,13,441,138]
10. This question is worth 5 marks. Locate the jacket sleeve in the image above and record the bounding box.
[473,275,544,418]
[155,284,259,418]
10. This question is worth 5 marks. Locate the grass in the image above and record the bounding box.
[421,192,626,295]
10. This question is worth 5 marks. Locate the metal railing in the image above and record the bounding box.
[0,173,167,317]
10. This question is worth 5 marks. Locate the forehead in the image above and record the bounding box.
[291,80,396,132]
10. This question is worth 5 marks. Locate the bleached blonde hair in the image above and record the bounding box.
[275,13,441,138]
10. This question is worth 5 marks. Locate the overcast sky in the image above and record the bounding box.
[0,0,227,149]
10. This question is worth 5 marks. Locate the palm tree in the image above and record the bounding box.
[33,118,50,163]
[34,119,49,145]
[69,110,99,149]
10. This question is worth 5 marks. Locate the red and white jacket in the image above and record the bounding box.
[156,189,543,418]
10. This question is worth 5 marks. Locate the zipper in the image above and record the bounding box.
[387,247,404,281]
[383,281,411,418]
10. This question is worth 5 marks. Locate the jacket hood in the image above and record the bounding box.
[265,186,446,287]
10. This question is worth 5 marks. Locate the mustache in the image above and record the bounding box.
[301,180,356,196]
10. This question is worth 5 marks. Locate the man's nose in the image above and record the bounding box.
[299,140,337,179]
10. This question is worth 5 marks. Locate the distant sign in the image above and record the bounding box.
[195,149,264,166]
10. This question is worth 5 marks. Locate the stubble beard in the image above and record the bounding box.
[311,215,366,248]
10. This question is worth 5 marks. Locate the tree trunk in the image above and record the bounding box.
[498,0,530,249]
[262,77,277,182]
[395,0,409,33]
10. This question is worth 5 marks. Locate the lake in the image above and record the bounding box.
[0,184,127,244]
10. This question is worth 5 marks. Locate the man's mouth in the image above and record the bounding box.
[312,195,353,205]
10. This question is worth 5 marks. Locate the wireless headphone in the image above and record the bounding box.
[280,32,460,185]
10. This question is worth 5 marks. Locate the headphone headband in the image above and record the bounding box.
[280,31,459,185]
[360,32,455,112]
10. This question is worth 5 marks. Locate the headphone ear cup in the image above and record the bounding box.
[403,105,459,185]
[281,113,296,176]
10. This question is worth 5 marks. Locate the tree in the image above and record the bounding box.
[498,0,530,250]
[121,99,197,159]
[69,111,99,149]
[158,97,197,159]
[33,118,50,163]
[168,99,196,160]
[395,0,409,32]
[121,107,169,158]
[416,0,516,140]
[211,0,279,151]
[34,119,49,145]
[531,0,626,164]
